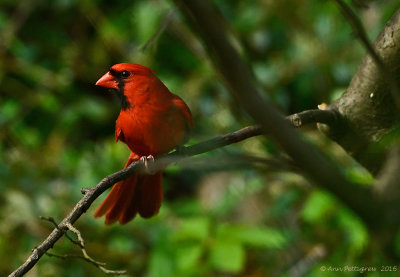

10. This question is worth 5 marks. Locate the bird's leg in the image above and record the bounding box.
[140,155,156,174]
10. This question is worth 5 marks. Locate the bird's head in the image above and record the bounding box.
[96,63,156,91]
[96,63,157,109]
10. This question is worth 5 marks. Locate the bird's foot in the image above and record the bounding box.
[140,155,156,174]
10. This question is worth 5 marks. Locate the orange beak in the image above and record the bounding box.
[96,72,119,89]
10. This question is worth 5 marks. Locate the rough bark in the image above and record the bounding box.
[319,8,400,174]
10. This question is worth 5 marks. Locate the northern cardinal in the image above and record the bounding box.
[94,63,193,224]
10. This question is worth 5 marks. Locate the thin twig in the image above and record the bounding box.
[40,216,126,274]
[46,252,126,275]
[65,223,126,274]
[9,108,336,277]
[40,216,80,246]
[46,252,86,260]
[140,8,176,52]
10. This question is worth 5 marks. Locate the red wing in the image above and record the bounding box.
[115,126,125,143]
[172,96,193,141]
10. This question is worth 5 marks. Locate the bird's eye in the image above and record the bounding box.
[121,70,130,78]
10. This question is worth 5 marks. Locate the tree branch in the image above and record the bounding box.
[334,0,400,108]
[140,8,176,52]
[319,6,400,174]
[8,108,335,277]
[174,0,380,228]
[332,5,400,230]
[39,216,126,274]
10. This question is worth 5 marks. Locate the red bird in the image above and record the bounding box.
[94,63,193,224]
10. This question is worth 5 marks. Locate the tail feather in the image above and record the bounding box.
[93,153,137,221]
[105,175,137,225]
[119,175,141,224]
[93,175,136,224]
[93,181,122,218]
[138,173,163,218]
[94,152,163,225]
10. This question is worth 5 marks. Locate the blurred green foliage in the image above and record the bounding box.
[0,0,399,276]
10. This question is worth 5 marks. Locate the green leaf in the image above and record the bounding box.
[301,190,336,223]
[345,166,374,185]
[175,244,203,272]
[0,100,20,123]
[12,124,41,148]
[238,226,287,248]
[149,249,174,277]
[337,209,368,255]
[172,217,210,241]
[216,224,287,249]
[210,240,245,273]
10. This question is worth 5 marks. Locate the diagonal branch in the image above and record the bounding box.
[334,0,400,108]
[140,8,176,52]
[174,0,380,227]
[9,108,336,277]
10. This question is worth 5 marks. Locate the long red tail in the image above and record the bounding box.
[94,153,163,225]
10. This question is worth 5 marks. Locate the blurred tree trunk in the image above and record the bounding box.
[175,0,400,257]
